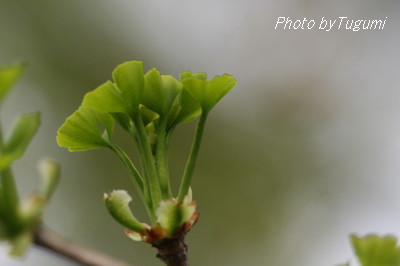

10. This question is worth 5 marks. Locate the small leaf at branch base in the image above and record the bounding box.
[125,229,145,242]
[104,190,147,233]
[156,199,196,236]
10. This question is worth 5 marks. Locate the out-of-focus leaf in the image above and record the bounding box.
[0,113,40,170]
[19,194,46,226]
[156,199,195,235]
[351,234,400,266]
[181,72,236,113]
[112,61,144,116]
[104,190,147,233]
[38,159,60,199]
[180,71,207,81]
[57,107,112,151]
[0,219,6,240]
[9,231,31,257]
[0,64,25,105]
[17,160,60,239]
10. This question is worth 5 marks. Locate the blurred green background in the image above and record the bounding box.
[1,0,400,265]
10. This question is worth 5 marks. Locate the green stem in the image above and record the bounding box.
[132,113,162,213]
[156,116,172,199]
[0,168,20,232]
[166,124,177,150]
[177,112,208,202]
[108,144,156,221]
[0,121,3,149]
[0,120,21,232]
[127,128,153,213]
[109,145,144,194]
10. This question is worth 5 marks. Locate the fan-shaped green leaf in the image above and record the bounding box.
[142,69,182,116]
[351,234,400,266]
[57,107,113,151]
[180,71,207,81]
[112,61,144,116]
[174,89,201,124]
[82,81,127,114]
[181,72,236,113]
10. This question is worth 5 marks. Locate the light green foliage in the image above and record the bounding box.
[171,89,201,125]
[0,113,40,170]
[0,63,25,105]
[57,60,235,242]
[351,234,400,266]
[83,81,128,114]
[104,190,147,233]
[57,107,113,151]
[142,69,182,116]
[180,72,236,113]
[0,64,59,256]
[112,61,144,116]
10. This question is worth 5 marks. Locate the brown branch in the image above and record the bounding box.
[33,226,131,266]
[152,236,188,266]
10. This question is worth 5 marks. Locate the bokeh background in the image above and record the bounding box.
[1,0,400,265]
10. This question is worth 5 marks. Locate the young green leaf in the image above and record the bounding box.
[181,72,236,113]
[0,64,25,105]
[104,190,148,233]
[142,69,182,116]
[172,89,202,125]
[351,234,400,266]
[82,81,128,114]
[57,107,113,151]
[112,61,145,116]
[140,105,159,126]
[180,72,207,81]
[0,113,40,170]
